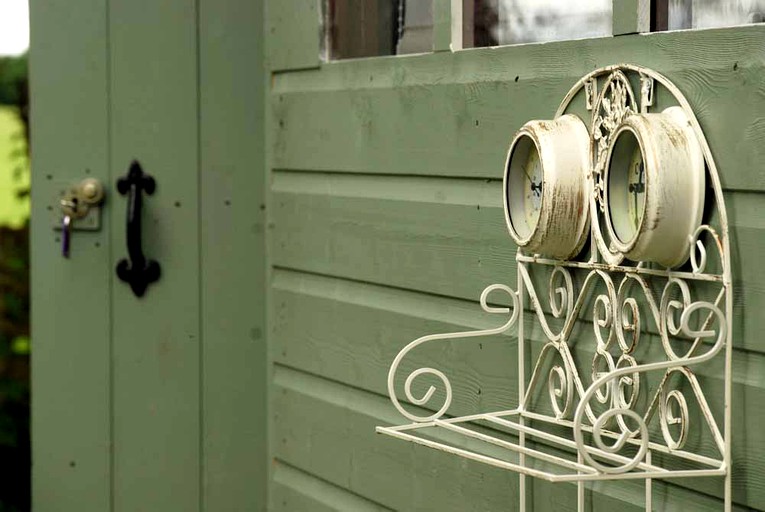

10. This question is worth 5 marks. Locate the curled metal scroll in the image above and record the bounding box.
[386,284,519,422]
[574,301,725,473]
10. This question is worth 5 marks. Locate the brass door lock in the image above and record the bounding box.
[55,178,106,258]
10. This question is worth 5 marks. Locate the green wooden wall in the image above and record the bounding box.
[265,2,765,510]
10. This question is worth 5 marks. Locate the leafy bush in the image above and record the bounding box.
[0,53,29,512]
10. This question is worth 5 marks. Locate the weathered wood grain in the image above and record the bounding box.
[271,25,765,191]
[273,364,743,511]
[271,171,765,353]
[272,461,392,511]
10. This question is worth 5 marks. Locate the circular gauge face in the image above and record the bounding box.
[523,147,544,224]
[607,128,646,245]
[627,146,646,233]
[505,135,543,241]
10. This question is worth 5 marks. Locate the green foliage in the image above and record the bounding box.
[0,54,29,212]
[0,56,26,104]
[0,53,29,512]
[0,230,29,512]
[0,225,29,512]
[0,108,30,227]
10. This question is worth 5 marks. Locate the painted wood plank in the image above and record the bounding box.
[270,268,765,509]
[272,461,392,511]
[271,25,765,191]
[433,0,452,52]
[29,1,112,510]
[449,0,468,51]
[265,0,321,71]
[272,364,741,512]
[272,268,521,417]
[271,172,513,302]
[199,0,268,510]
[271,172,765,353]
[109,1,200,510]
[613,0,651,35]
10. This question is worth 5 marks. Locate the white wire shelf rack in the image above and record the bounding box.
[377,408,725,483]
[376,65,733,511]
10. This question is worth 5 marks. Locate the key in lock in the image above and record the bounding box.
[59,178,105,258]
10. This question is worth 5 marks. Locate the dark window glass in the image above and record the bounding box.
[322,0,432,60]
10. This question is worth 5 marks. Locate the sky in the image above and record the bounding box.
[0,0,29,56]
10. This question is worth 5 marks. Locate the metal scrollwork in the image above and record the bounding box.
[548,359,573,419]
[592,71,637,212]
[549,266,574,320]
[615,354,640,412]
[593,293,613,350]
[689,224,724,275]
[616,278,641,354]
[660,378,690,450]
[385,284,519,423]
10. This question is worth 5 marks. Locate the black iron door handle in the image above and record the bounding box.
[116,160,160,297]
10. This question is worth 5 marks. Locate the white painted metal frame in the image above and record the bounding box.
[377,64,733,511]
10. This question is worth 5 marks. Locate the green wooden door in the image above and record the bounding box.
[265,1,765,511]
[30,1,267,511]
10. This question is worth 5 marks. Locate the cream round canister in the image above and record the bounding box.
[603,106,705,268]
[503,115,591,260]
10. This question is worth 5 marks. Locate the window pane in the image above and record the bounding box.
[470,0,612,48]
[321,0,432,60]
[666,0,765,30]
[396,0,433,54]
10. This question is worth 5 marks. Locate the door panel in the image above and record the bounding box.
[32,0,267,510]
[199,0,268,509]
[109,0,201,510]
[30,1,112,510]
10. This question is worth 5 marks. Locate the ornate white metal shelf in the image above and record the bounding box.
[376,65,732,511]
